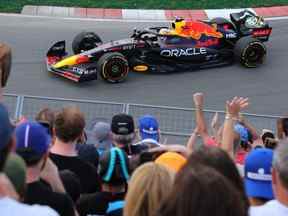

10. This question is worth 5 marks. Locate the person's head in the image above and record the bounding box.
[234,123,253,151]
[261,129,275,144]
[15,121,51,168]
[92,122,112,152]
[244,148,274,205]
[4,153,27,199]
[0,103,15,171]
[35,107,55,136]
[158,164,247,216]
[155,151,187,173]
[124,162,174,216]
[272,140,288,201]
[187,146,248,208]
[111,113,135,147]
[54,106,85,144]
[138,115,160,143]
[264,137,278,150]
[99,147,130,190]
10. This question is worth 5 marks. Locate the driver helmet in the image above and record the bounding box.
[171,17,186,33]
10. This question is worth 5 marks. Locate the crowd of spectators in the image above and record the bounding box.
[1,42,288,216]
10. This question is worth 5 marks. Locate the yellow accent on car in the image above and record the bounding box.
[133,65,148,72]
[53,55,79,68]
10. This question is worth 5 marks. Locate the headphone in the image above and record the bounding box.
[99,147,130,183]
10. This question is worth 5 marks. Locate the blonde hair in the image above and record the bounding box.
[124,162,174,216]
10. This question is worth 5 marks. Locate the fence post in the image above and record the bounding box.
[125,104,130,114]
[14,95,21,120]
[15,95,24,120]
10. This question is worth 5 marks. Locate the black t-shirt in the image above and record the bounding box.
[50,153,101,194]
[76,144,99,169]
[121,144,148,156]
[77,192,125,216]
[24,180,75,216]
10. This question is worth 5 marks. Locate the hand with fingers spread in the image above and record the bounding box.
[226,97,249,118]
[222,96,249,158]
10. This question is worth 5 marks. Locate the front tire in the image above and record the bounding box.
[72,32,102,54]
[97,52,129,83]
[234,36,266,68]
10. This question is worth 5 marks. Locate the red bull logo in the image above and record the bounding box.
[176,20,223,40]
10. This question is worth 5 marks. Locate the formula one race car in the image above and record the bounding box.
[46,9,272,83]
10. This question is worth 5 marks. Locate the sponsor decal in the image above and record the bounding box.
[225,32,237,39]
[160,48,207,57]
[122,44,136,50]
[205,54,218,61]
[133,65,148,72]
[72,67,96,75]
[52,44,64,51]
[196,38,219,47]
[253,28,272,37]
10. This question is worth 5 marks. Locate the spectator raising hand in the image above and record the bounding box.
[221,97,249,158]
[188,92,218,150]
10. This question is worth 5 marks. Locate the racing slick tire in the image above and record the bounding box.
[72,32,102,54]
[97,52,129,83]
[234,36,266,68]
[210,17,236,31]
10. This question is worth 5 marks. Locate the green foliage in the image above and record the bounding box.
[0,0,288,13]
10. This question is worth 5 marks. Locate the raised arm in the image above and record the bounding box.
[186,127,199,154]
[221,97,249,158]
[193,92,209,137]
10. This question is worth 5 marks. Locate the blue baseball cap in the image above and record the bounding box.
[138,115,159,142]
[244,148,274,200]
[0,103,14,150]
[234,123,249,143]
[16,122,51,157]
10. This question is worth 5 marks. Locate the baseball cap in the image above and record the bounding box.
[138,115,159,142]
[244,148,274,200]
[93,122,112,150]
[0,103,14,150]
[111,113,134,135]
[155,152,187,173]
[234,123,249,143]
[15,121,51,158]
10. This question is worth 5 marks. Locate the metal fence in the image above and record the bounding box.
[2,94,282,145]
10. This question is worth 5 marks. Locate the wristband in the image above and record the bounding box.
[195,105,203,111]
[225,115,238,121]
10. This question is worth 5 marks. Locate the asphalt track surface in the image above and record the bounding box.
[1,15,288,115]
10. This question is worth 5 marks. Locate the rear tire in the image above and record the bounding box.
[72,32,102,54]
[234,36,266,68]
[97,52,129,83]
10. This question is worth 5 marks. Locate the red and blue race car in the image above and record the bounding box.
[46,10,272,83]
